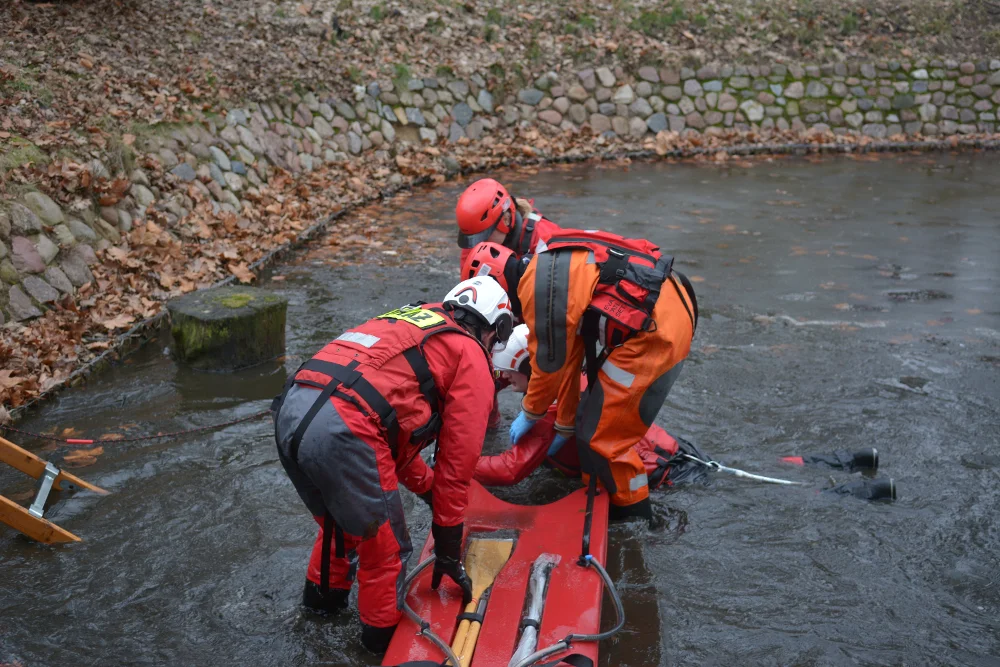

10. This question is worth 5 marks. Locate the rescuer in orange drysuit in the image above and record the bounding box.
[463,237,698,521]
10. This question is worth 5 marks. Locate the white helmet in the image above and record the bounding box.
[492,324,530,374]
[443,278,515,344]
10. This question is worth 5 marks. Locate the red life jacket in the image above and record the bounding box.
[274,303,488,462]
[541,229,697,349]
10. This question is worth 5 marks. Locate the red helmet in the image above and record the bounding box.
[455,178,514,249]
[461,241,518,293]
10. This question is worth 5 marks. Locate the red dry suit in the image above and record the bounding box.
[458,197,563,270]
[273,303,493,630]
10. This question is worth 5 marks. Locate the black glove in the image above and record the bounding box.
[417,490,433,508]
[430,522,473,605]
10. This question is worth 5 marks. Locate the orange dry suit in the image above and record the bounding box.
[517,230,698,509]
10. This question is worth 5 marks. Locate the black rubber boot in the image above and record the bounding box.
[361,623,397,654]
[301,580,350,615]
[608,497,653,524]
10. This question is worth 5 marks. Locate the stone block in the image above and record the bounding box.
[806,81,829,97]
[611,116,629,135]
[638,66,659,83]
[717,93,739,112]
[683,80,703,96]
[22,274,59,304]
[22,192,65,226]
[539,110,562,125]
[646,113,668,133]
[662,86,683,101]
[589,114,612,133]
[784,82,805,99]
[9,203,43,235]
[596,67,616,87]
[168,286,288,371]
[628,116,648,136]
[739,100,765,122]
[8,285,42,321]
[518,89,544,106]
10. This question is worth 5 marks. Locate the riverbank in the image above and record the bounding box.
[3,0,1000,418]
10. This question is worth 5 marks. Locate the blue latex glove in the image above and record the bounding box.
[547,433,570,457]
[509,411,538,444]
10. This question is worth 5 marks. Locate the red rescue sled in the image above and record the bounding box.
[383,481,611,667]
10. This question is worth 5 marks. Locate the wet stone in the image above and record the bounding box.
[168,286,289,371]
[646,112,668,133]
[589,114,612,133]
[629,116,647,136]
[477,90,494,113]
[453,102,474,127]
[784,82,804,99]
[22,192,65,226]
[11,236,45,274]
[9,203,43,235]
[170,163,197,182]
[638,66,659,83]
[518,89,544,106]
[22,274,59,303]
[8,285,42,321]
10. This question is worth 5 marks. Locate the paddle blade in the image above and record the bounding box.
[464,537,514,599]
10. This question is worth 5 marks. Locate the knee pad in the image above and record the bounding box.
[302,580,350,615]
[361,623,397,654]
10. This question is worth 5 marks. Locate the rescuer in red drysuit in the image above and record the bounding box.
[474,324,710,489]
[272,278,514,654]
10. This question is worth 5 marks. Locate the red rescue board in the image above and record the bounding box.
[383,481,609,667]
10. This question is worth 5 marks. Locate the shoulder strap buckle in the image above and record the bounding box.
[600,248,629,283]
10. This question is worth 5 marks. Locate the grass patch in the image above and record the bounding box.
[435,65,455,79]
[841,12,860,34]
[347,65,363,84]
[485,8,505,25]
[369,3,386,21]
[0,138,49,175]
[631,5,686,36]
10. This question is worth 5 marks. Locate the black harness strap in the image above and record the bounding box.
[401,347,442,444]
[519,617,541,631]
[290,358,400,458]
[288,359,363,462]
[598,247,630,284]
[671,270,699,333]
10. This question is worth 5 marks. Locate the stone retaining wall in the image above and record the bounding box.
[3,57,1000,324]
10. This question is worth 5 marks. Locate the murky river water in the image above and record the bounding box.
[2,154,999,666]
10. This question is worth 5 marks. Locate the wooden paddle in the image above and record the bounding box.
[449,536,514,667]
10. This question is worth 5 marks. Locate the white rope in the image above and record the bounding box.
[682,454,806,486]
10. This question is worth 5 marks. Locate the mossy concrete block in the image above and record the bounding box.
[167,286,288,371]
